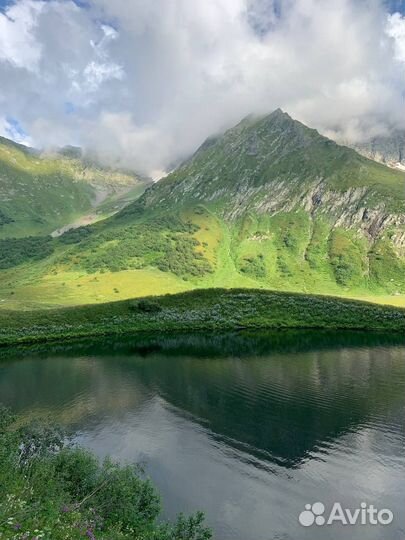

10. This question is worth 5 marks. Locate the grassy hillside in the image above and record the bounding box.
[0,111,404,310]
[0,136,151,238]
[0,289,404,346]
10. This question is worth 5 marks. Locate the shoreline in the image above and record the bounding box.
[1,288,404,347]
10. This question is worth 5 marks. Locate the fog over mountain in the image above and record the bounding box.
[1,0,404,175]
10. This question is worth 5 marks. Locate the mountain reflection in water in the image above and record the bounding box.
[1,331,404,540]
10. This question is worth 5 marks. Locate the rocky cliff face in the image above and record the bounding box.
[346,130,405,169]
[143,110,405,244]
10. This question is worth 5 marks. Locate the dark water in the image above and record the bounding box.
[1,331,405,540]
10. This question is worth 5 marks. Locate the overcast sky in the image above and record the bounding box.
[0,0,404,176]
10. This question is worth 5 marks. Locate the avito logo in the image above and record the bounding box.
[298,502,394,527]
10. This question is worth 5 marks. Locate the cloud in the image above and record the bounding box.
[0,0,404,174]
[0,0,44,70]
[76,23,124,94]
[387,11,405,62]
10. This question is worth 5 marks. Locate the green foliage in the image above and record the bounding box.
[369,238,405,293]
[282,231,296,250]
[240,254,266,278]
[59,226,92,244]
[157,236,212,278]
[0,236,54,269]
[0,208,14,226]
[277,256,292,277]
[329,229,366,287]
[330,256,357,286]
[304,220,329,270]
[0,408,212,540]
[130,299,163,313]
[159,512,212,540]
[59,215,212,279]
[0,289,403,347]
[54,451,161,533]
[114,200,146,220]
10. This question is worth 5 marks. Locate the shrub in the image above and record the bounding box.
[130,299,163,313]
[60,216,212,279]
[240,254,266,278]
[0,408,212,540]
[59,227,92,244]
[0,236,54,269]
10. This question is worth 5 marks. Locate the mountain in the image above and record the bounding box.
[0,136,152,238]
[54,145,83,160]
[144,109,404,215]
[0,110,404,309]
[346,130,405,170]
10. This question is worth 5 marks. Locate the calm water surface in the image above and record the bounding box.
[1,331,404,540]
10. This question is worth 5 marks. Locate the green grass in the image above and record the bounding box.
[1,111,404,309]
[328,228,368,287]
[1,204,405,310]
[0,289,404,346]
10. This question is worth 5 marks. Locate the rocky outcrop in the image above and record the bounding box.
[347,130,405,169]
[142,109,405,254]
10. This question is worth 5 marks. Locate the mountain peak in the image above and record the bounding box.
[268,107,289,119]
[236,108,292,130]
[144,109,400,215]
[263,108,306,132]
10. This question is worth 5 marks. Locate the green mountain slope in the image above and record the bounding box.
[0,110,404,309]
[144,109,404,210]
[0,136,151,238]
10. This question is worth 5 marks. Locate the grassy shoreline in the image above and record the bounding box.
[0,408,211,540]
[1,289,404,347]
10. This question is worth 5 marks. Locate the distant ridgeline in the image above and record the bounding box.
[347,130,405,169]
[0,110,404,307]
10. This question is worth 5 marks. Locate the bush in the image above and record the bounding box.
[240,254,266,278]
[0,408,212,540]
[59,226,92,244]
[59,215,212,279]
[130,299,163,313]
[0,236,54,269]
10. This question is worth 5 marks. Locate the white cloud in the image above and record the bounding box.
[0,0,404,174]
[80,23,124,93]
[80,61,124,93]
[386,12,405,62]
[0,0,44,71]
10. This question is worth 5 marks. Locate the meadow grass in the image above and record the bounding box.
[0,288,404,346]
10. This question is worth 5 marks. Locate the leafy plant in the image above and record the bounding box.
[0,407,212,540]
